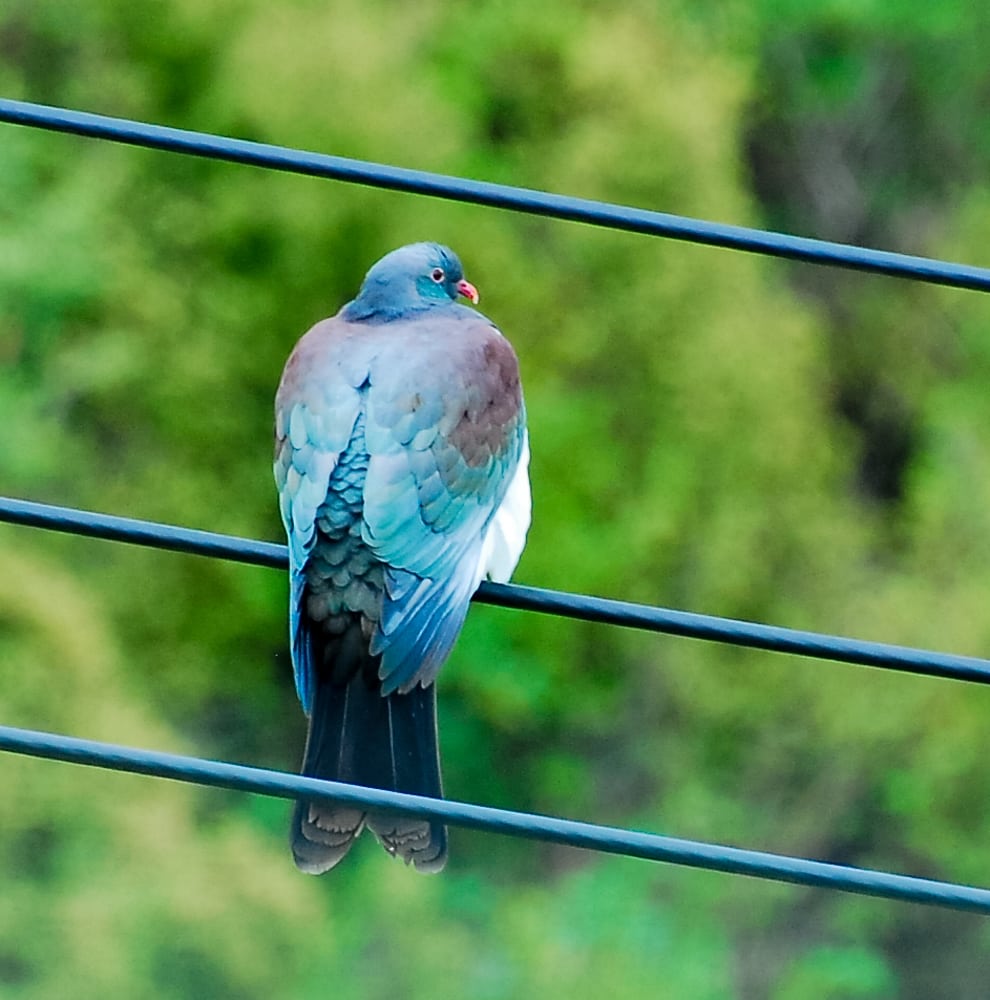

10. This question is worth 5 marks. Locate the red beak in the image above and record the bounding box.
[456,278,480,305]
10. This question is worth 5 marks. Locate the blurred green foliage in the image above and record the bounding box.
[2,0,990,996]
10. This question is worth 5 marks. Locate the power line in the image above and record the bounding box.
[1,722,988,914]
[2,96,989,916]
[3,493,990,685]
[3,97,990,292]
[0,494,284,568]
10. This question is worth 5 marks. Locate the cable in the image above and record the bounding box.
[3,494,990,685]
[3,97,988,918]
[0,722,987,914]
[2,97,990,292]
[0,494,284,568]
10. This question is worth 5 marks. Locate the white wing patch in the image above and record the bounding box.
[479,432,532,583]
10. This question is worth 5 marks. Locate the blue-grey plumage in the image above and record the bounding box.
[275,243,530,874]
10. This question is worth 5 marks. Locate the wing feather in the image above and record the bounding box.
[277,310,528,703]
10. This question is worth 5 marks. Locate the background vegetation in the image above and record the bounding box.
[2,1,990,995]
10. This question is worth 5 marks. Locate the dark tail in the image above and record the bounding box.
[291,624,447,874]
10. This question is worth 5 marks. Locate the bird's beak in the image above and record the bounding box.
[456,278,480,305]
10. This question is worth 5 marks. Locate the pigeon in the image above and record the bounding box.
[274,242,530,873]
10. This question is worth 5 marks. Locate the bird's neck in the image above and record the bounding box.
[342,293,454,324]
[341,299,425,323]
[342,272,456,323]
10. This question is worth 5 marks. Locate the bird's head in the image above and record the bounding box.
[344,243,480,321]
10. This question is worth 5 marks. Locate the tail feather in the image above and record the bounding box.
[366,691,447,873]
[291,621,447,874]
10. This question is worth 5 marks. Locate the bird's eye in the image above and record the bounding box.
[431,267,445,283]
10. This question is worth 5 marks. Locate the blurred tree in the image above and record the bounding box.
[2,0,990,997]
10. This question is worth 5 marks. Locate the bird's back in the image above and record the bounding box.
[275,246,529,873]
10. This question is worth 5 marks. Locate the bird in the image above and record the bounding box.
[274,242,530,873]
